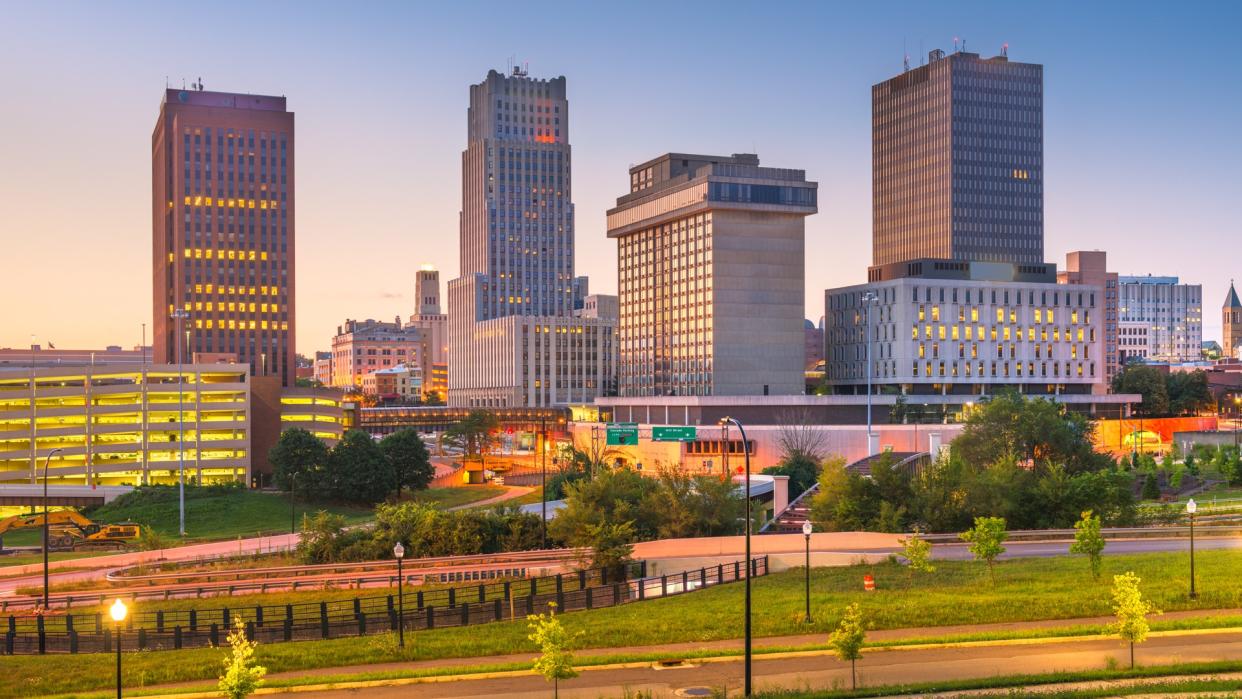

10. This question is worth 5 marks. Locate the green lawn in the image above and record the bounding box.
[500,485,545,507]
[403,485,508,509]
[88,488,373,542]
[6,550,1242,697]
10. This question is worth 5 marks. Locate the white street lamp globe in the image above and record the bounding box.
[1186,499,1197,515]
[393,541,405,559]
[109,598,128,622]
[802,521,813,537]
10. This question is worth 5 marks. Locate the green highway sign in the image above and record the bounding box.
[606,423,639,446]
[652,426,696,442]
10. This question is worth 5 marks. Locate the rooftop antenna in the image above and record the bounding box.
[953,36,959,53]
[1001,42,1009,57]
[962,38,967,53]
[181,77,186,89]
[920,39,925,65]
[196,76,204,91]
[165,75,169,88]
[903,38,909,72]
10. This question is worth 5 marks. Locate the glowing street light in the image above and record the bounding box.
[802,520,813,624]
[110,598,129,699]
[393,541,406,647]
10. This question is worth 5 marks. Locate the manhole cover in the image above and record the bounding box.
[675,688,715,697]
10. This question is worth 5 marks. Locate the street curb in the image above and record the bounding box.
[124,626,1242,698]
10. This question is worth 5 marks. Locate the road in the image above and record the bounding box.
[266,629,1242,698]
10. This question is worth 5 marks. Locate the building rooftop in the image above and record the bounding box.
[161,87,288,112]
[1225,281,1241,309]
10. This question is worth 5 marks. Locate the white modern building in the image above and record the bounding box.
[1117,275,1202,363]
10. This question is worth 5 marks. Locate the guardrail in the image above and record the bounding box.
[920,525,1242,544]
[1,556,770,656]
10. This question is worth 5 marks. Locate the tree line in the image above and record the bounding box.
[269,427,434,506]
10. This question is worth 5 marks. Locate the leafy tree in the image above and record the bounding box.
[368,501,542,560]
[1167,370,1213,416]
[960,516,1007,585]
[763,451,819,498]
[295,511,367,563]
[1070,510,1106,580]
[268,428,328,493]
[379,428,433,499]
[951,392,1112,473]
[828,603,867,689]
[1112,366,1171,417]
[809,456,879,532]
[1141,473,1161,501]
[638,468,744,539]
[1111,571,1159,668]
[527,604,581,698]
[422,390,444,406]
[584,520,636,576]
[326,430,395,505]
[550,467,656,543]
[898,529,935,577]
[441,409,499,457]
[217,617,267,699]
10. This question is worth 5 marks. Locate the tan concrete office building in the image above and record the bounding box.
[606,153,817,397]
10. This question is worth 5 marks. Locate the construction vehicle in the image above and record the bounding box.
[0,511,142,552]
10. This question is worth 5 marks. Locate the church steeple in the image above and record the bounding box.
[1225,280,1242,359]
[1226,280,1242,310]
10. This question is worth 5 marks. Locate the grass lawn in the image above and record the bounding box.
[500,485,544,507]
[403,484,508,509]
[87,488,373,542]
[6,550,1242,697]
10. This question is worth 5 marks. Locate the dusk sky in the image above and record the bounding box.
[2,0,1239,356]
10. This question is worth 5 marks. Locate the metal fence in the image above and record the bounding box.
[3,556,768,655]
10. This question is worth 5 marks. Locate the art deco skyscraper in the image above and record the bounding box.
[152,87,295,386]
[872,49,1043,272]
[447,68,614,407]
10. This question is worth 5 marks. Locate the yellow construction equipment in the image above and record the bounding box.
[0,511,141,551]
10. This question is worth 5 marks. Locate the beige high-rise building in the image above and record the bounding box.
[607,153,818,397]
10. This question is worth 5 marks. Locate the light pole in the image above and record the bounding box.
[170,308,190,537]
[1187,498,1197,599]
[393,541,406,647]
[861,291,879,455]
[540,416,548,549]
[41,447,64,614]
[289,472,297,536]
[110,598,128,699]
[802,520,813,624]
[721,416,753,697]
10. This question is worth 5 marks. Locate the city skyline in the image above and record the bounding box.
[3,1,1241,355]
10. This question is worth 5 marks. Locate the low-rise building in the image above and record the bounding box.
[329,318,427,389]
[362,364,422,402]
[1117,275,1202,363]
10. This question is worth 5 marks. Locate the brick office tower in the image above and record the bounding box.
[152,87,295,387]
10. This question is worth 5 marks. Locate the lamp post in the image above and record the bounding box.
[41,447,64,614]
[1187,498,1197,599]
[801,520,813,624]
[110,598,128,699]
[289,472,297,536]
[393,541,406,647]
[720,416,752,697]
[861,291,879,455]
[540,416,548,549]
[170,308,190,537]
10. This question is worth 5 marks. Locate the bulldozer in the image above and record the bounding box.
[0,511,142,552]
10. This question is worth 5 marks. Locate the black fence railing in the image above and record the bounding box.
[3,556,768,655]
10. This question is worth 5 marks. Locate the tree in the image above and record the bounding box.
[583,520,635,576]
[828,603,866,689]
[1141,473,1161,501]
[217,618,267,699]
[441,409,499,457]
[775,408,829,463]
[326,430,396,505]
[898,529,935,577]
[951,392,1112,473]
[763,451,819,498]
[1070,510,1106,580]
[295,511,362,564]
[960,516,1007,585]
[380,428,433,499]
[1112,366,1171,417]
[527,604,580,698]
[423,390,444,406]
[1111,571,1159,668]
[268,428,328,493]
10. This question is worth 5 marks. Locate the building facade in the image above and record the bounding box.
[447,68,615,407]
[0,363,250,486]
[0,345,151,369]
[576,294,619,320]
[1117,276,1202,363]
[1224,282,1242,360]
[312,351,332,386]
[872,48,1043,272]
[407,266,448,385]
[825,271,1104,395]
[152,87,296,387]
[329,318,426,389]
[606,153,818,397]
[362,364,422,402]
[1058,251,1120,384]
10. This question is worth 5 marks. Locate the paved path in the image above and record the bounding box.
[201,628,1242,698]
[446,485,534,511]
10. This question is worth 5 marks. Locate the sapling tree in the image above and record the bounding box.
[1070,510,1107,580]
[1111,571,1159,669]
[959,516,1007,585]
[217,618,267,699]
[828,603,866,689]
[527,603,581,698]
[898,528,935,579]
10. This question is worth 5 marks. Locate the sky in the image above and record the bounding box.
[1,0,1239,356]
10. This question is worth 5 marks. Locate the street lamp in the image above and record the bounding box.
[1187,499,1197,599]
[170,308,191,537]
[41,447,64,615]
[540,416,548,549]
[393,541,406,647]
[720,416,753,697]
[289,472,297,536]
[802,520,813,624]
[861,291,879,455]
[110,598,128,699]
